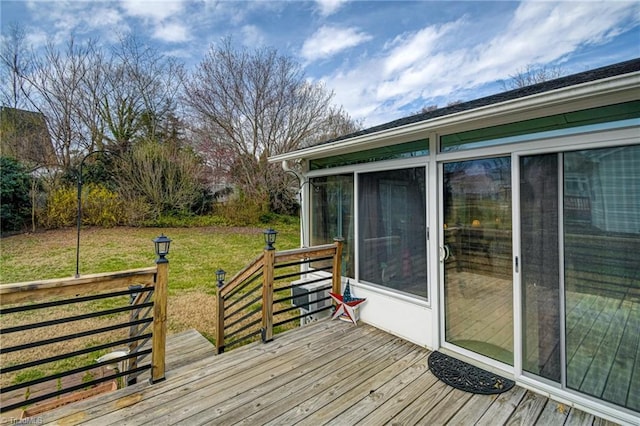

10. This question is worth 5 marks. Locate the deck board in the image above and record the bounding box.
[360,371,448,426]
[505,390,547,425]
[31,321,628,425]
[321,352,432,425]
[447,393,500,425]
[202,330,400,425]
[535,400,570,425]
[294,348,430,425]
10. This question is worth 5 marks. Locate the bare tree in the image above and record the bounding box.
[115,140,205,221]
[502,64,565,90]
[184,38,359,213]
[76,45,108,153]
[100,35,185,154]
[302,105,361,146]
[0,22,32,109]
[22,37,95,169]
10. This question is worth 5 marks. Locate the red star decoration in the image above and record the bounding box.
[330,282,365,325]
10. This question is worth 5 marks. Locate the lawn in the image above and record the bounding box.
[0,223,300,341]
[0,223,301,405]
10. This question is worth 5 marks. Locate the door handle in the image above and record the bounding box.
[440,245,451,262]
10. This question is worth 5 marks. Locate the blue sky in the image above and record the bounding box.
[2,0,639,126]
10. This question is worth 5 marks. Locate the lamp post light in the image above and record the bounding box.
[153,234,172,263]
[263,228,277,250]
[216,269,226,288]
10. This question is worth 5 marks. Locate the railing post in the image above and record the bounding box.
[150,258,168,384]
[261,245,275,343]
[332,238,344,296]
[215,279,225,354]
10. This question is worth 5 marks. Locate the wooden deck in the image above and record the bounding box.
[25,321,620,426]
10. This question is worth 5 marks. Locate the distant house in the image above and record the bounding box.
[0,107,56,167]
[270,59,640,425]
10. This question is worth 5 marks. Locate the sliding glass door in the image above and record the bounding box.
[442,157,513,365]
[520,145,640,411]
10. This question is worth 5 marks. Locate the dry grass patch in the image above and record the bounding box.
[167,291,217,340]
[0,297,133,388]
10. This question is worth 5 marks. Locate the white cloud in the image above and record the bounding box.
[382,20,462,78]
[25,29,49,50]
[22,1,130,46]
[153,21,190,43]
[301,25,372,62]
[120,0,191,43]
[315,0,348,17]
[120,0,185,22]
[240,25,266,48]
[471,1,638,82]
[320,1,640,126]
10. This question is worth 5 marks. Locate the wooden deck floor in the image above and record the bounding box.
[29,321,620,426]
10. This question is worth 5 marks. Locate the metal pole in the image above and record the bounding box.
[75,161,83,278]
[75,150,112,278]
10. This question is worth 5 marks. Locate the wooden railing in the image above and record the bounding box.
[215,239,343,354]
[0,260,168,415]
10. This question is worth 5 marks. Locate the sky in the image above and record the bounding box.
[1,0,639,127]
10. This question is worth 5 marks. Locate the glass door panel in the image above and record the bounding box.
[564,146,640,411]
[519,145,640,413]
[310,174,354,277]
[520,154,561,382]
[443,157,513,365]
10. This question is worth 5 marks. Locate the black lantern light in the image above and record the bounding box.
[216,269,226,288]
[153,234,172,263]
[263,228,277,250]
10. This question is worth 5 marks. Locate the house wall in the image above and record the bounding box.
[289,72,640,425]
[351,285,434,348]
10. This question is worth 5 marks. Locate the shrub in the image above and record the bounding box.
[42,186,76,228]
[0,157,32,234]
[115,141,206,221]
[214,193,269,226]
[42,184,123,228]
[82,184,123,227]
[120,197,153,226]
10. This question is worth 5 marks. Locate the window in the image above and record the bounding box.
[441,101,639,152]
[358,167,428,299]
[310,139,428,170]
[563,145,640,409]
[309,174,354,277]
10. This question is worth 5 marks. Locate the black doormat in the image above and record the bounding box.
[428,351,515,394]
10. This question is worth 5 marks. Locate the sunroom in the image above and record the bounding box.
[270,58,640,425]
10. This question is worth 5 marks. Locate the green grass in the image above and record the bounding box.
[0,220,300,342]
[12,369,45,385]
[0,221,302,391]
[0,221,300,290]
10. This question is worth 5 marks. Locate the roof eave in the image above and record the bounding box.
[268,71,640,164]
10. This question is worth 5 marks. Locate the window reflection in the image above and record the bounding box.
[564,145,640,411]
[310,174,354,277]
[358,167,428,298]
